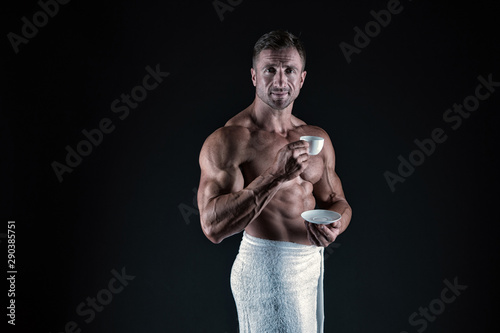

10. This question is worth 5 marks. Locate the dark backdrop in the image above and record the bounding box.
[2,0,499,332]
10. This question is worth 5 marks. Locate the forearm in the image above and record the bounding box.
[201,173,284,243]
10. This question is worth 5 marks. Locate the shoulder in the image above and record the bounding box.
[200,108,255,163]
[200,124,251,169]
[304,125,331,140]
[202,125,250,153]
[210,125,250,143]
[204,109,253,145]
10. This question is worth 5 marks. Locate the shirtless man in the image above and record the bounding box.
[198,30,352,332]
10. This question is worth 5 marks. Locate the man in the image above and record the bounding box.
[197,30,352,332]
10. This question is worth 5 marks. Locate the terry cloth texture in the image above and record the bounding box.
[230,231,324,332]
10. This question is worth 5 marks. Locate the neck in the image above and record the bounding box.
[250,97,295,135]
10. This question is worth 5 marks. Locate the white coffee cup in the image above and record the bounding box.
[300,136,324,155]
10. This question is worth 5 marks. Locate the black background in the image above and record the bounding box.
[2,0,499,332]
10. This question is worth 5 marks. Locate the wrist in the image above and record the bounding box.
[263,166,286,184]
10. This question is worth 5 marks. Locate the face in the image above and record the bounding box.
[251,47,307,111]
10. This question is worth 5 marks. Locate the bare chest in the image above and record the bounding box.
[240,130,325,185]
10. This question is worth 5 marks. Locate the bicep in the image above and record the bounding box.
[197,132,245,210]
[199,165,244,205]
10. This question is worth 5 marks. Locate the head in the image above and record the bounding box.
[251,30,307,111]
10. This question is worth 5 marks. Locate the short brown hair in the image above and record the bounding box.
[252,30,306,70]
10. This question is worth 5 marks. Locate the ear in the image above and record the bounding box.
[251,67,256,87]
[299,70,307,88]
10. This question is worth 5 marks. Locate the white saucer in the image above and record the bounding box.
[301,210,341,224]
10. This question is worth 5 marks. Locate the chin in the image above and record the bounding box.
[268,102,289,111]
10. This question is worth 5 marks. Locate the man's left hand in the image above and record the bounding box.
[305,219,341,247]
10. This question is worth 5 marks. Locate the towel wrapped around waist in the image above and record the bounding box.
[230,231,324,333]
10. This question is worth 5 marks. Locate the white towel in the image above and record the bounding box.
[230,231,324,333]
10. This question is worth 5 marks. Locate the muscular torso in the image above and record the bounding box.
[227,114,326,245]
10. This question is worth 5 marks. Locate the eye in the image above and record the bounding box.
[265,67,276,74]
[285,68,295,74]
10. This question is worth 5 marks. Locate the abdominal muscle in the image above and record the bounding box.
[245,177,316,245]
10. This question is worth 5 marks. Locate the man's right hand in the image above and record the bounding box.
[268,140,310,181]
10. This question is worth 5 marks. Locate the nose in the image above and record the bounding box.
[273,68,287,88]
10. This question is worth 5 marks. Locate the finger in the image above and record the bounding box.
[316,226,330,247]
[309,223,327,246]
[299,160,309,173]
[330,219,341,230]
[315,224,336,247]
[297,152,309,164]
[321,225,337,243]
[293,140,309,147]
[289,140,309,151]
[292,147,309,159]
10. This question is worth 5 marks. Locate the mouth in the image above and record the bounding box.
[271,91,289,97]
